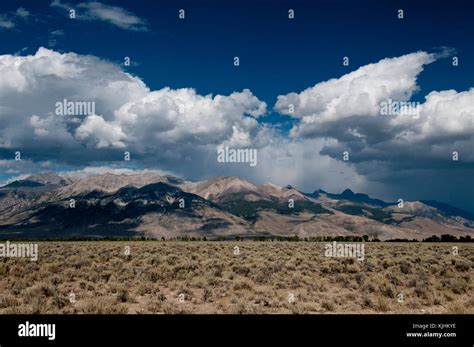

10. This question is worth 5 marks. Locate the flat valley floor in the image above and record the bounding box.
[0,242,472,314]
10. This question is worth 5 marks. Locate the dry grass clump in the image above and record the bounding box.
[0,242,471,313]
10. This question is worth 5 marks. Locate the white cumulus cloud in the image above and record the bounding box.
[275,51,435,136]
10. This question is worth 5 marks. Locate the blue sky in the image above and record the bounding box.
[1,0,472,108]
[0,0,473,211]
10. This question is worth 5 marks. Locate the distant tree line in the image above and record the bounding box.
[235,235,472,242]
[422,234,472,242]
[1,234,472,242]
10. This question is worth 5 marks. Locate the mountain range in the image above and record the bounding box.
[0,172,472,240]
